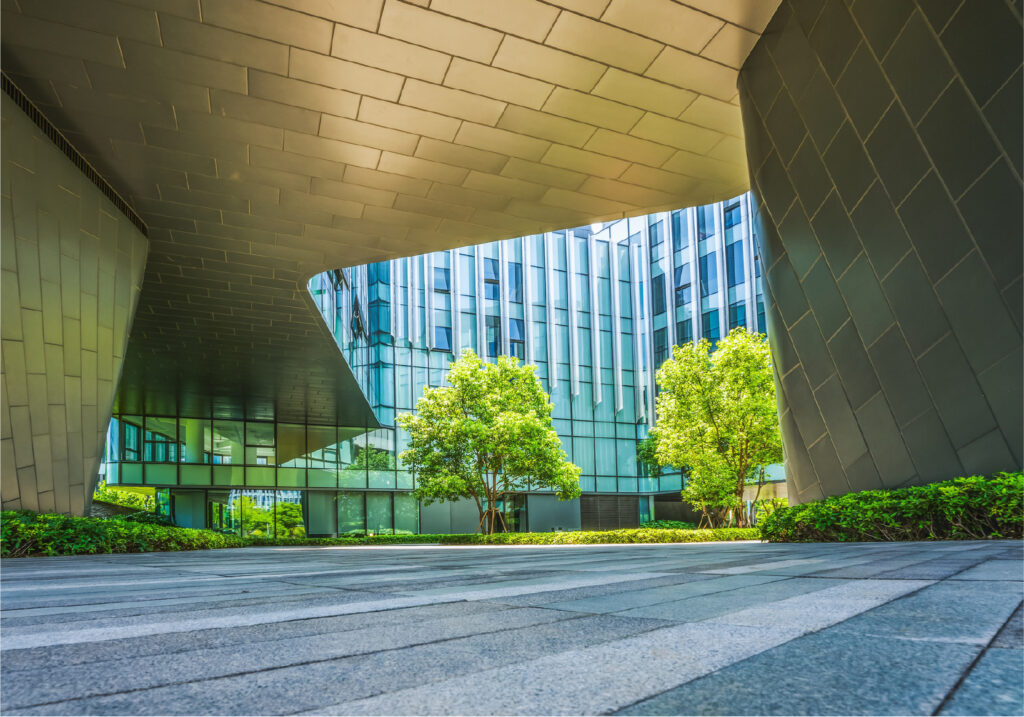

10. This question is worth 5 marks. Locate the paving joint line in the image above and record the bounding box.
[608,575,951,716]
[5,608,602,711]
[931,597,1024,717]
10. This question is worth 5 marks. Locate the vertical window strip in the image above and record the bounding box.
[450,249,462,357]
[409,255,420,347]
[544,232,558,390]
[629,241,645,422]
[567,231,580,397]
[425,253,434,351]
[609,234,623,413]
[475,245,486,358]
[390,259,399,341]
[499,240,510,357]
[742,194,758,332]
[639,238,656,423]
[657,212,676,348]
[713,202,729,341]
[687,208,703,343]
[588,233,601,405]
[522,236,533,364]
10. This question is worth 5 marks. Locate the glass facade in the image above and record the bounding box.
[101,193,767,533]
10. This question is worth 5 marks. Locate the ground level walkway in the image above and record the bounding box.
[1,540,1021,715]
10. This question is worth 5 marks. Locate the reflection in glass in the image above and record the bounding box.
[366,492,393,535]
[178,418,211,464]
[144,417,178,462]
[394,493,418,534]
[338,491,365,534]
[275,491,306,538]
[307,491,338,536]
[245,423,275,465]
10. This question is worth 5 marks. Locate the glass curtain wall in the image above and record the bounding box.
[101,193,766,534]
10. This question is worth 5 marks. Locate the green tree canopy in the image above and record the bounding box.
[651,328,782,527]
[396,350,581,534]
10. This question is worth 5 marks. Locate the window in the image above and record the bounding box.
[649,220,663,247]
[702,310,720,345]
[699,252,718,297]
[509,318,525,360]
[673,265,692,305]
[729,301,746,330]
[484,258,500,300]
[726,241,745,288]
[724,201,741,229]
[434,325,452,352]
[677,318,693,344]
[485,315,501,357]
[651,272,666,315]
[433,267,450,292]
[697,205,715,240]
[508,262,523,303]
[653,327,667,366]
[671,211,686,252]
[754,249,762,278]
[757,298,766,334]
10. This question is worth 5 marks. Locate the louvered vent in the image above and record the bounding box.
[580,495,639,530]
[2,72,148,237]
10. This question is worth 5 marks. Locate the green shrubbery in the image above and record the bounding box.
[640,519,697,530]
[759,473,1024,542]
[92,484,155,511]
[249,527,759,547]
[1,511,248,557]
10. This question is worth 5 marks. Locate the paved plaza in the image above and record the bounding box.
[1,540,1021,715]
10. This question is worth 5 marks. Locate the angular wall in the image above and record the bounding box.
[739,0,1023,502]
[1,93,148,515]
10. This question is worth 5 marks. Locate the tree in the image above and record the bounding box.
[396,349,581,534]
[651,328,782,528]
[635,436,663,479]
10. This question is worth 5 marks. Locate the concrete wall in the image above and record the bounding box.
[739,0,1022,502]
[1,94,148,515]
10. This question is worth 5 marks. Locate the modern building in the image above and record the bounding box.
[2,0,1020,524]
[100,197,769,534]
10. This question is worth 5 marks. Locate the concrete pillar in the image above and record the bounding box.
[0,92,148,515]
[738,0,1022,501]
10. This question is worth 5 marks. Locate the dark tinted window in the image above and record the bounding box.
[726,241,744,287]
[651,273,666,315]
[699,252,718,296]
[434,326,452,352]
[433,267,450,292]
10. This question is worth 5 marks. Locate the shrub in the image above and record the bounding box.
[92,484,155,511]
[248,527,759,546]
[119,511,175,526]
[640,519,697,530]
[759,473,1024,543]
[2,515,761,557]
[1,511,248,557]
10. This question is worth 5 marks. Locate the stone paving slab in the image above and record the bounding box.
[939,649,1024,716]
[617,629,981,716]
[2,540,1021,715]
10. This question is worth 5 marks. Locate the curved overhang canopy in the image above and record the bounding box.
[1,0,779,423]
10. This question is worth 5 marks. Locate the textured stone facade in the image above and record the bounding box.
[1,94,149,514]
[739,0,1023,502]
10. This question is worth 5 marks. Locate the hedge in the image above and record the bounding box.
[1,511,248,557]
[247,527,760,547]
[758,473,1023,543]
[1,511,761,557]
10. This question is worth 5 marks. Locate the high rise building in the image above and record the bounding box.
[100,195,767,534]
